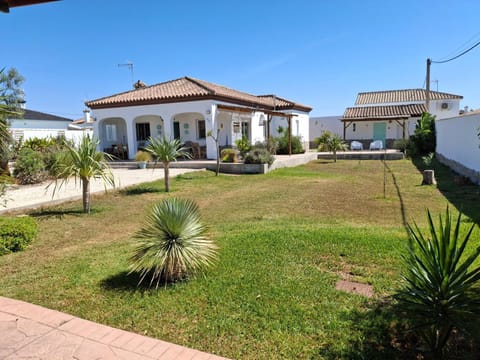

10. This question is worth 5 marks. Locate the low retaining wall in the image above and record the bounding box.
[436,153,480,185]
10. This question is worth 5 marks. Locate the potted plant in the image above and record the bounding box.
[135,150,151,169]
[221,148,239,163]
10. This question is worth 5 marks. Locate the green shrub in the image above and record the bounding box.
[220,148,238,163]
[392,139,409,153]
[235,135,251,158]
[409,112,436,156]
[275,132,305,155]
[254,140,278,155]
[244,148,275,166]
[13,147,47,184]
[395,207,480,358]
[0,216,38,255]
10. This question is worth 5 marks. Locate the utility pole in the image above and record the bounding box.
[426,58,431,112]
[118,62,134,88]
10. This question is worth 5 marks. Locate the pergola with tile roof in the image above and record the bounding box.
[341,103,426,140]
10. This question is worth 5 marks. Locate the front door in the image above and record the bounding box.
[173,121,180,140]
[373,122,386,147]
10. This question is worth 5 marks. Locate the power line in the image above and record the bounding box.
[431,40,480,64]
[437,31,480,61]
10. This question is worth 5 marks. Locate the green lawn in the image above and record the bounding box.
[0,159,479,359]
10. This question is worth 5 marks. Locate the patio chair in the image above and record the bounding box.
[369,140,383,150]
[350,141,363,150]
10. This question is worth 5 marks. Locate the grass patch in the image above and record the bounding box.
[0,160,479,358]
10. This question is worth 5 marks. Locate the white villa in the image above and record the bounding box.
[85,77,312,160]
[341,89,463,148]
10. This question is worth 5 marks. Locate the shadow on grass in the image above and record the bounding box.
[101,270,177,292]
[121,185,163,196]
[28,208,97,219]
[316,299,419,359]
[412,157,480,224]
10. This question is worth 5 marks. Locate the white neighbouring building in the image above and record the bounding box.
[85,77,312,160]
[340,89,463,149]
[8,109,73,142]
[8,109,93,144]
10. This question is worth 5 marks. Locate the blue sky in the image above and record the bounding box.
[2,0,480,118]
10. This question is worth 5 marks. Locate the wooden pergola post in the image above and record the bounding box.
[267,114,271,147]
[287,116,292,155]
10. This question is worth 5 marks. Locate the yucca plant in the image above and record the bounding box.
[145,136,191,192]
[130,197,217,288]
[396,207,480,358]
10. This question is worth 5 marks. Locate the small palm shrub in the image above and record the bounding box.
[13,147,47,184]
[395,207,480,358]
[0,216,38,255]
[145,136,191,192]
[315,131,332,152]
[130,198,218,288]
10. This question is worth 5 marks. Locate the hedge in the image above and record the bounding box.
[0,216,38,255]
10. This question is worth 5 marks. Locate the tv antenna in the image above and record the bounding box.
[118,61,134,88]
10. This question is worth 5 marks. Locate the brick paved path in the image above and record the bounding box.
[0,296,228,360]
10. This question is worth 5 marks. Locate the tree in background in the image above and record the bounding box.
[409,112,436,156]
[0,68,25,175]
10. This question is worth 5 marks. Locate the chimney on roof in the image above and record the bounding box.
[83,109,92,123]
[134,80,147,89]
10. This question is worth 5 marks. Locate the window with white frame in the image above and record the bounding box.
[106,124,117,142]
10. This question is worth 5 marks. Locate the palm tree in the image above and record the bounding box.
[327,134,348,162]
[130,197,218,288]
[50,135,114,214]
[144,136,191,192]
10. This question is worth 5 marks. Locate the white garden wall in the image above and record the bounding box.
[436,112,480,183]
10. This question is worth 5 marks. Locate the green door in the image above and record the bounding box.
[373,122,386,146]
[173,122,180,140]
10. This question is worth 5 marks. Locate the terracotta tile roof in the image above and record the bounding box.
[355,89,463,105]
[86,77,312,112]
[342,104,427,121]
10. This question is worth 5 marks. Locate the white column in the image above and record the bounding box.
[206,104,217,159]
[125,117,136,159]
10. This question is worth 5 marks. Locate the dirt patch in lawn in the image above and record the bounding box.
[336,279,374,298]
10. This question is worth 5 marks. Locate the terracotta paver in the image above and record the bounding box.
[0,296,229,360]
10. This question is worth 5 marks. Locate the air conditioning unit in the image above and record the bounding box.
[441,102,449,110]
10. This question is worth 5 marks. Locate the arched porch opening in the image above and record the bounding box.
[171,112,206,159]
[97,117,127,157]
[133,115,164,152]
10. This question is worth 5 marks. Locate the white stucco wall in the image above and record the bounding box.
[91,100,311,158]
[430,99,460,120]
[436,113,480,174]
[309,116,343,141]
